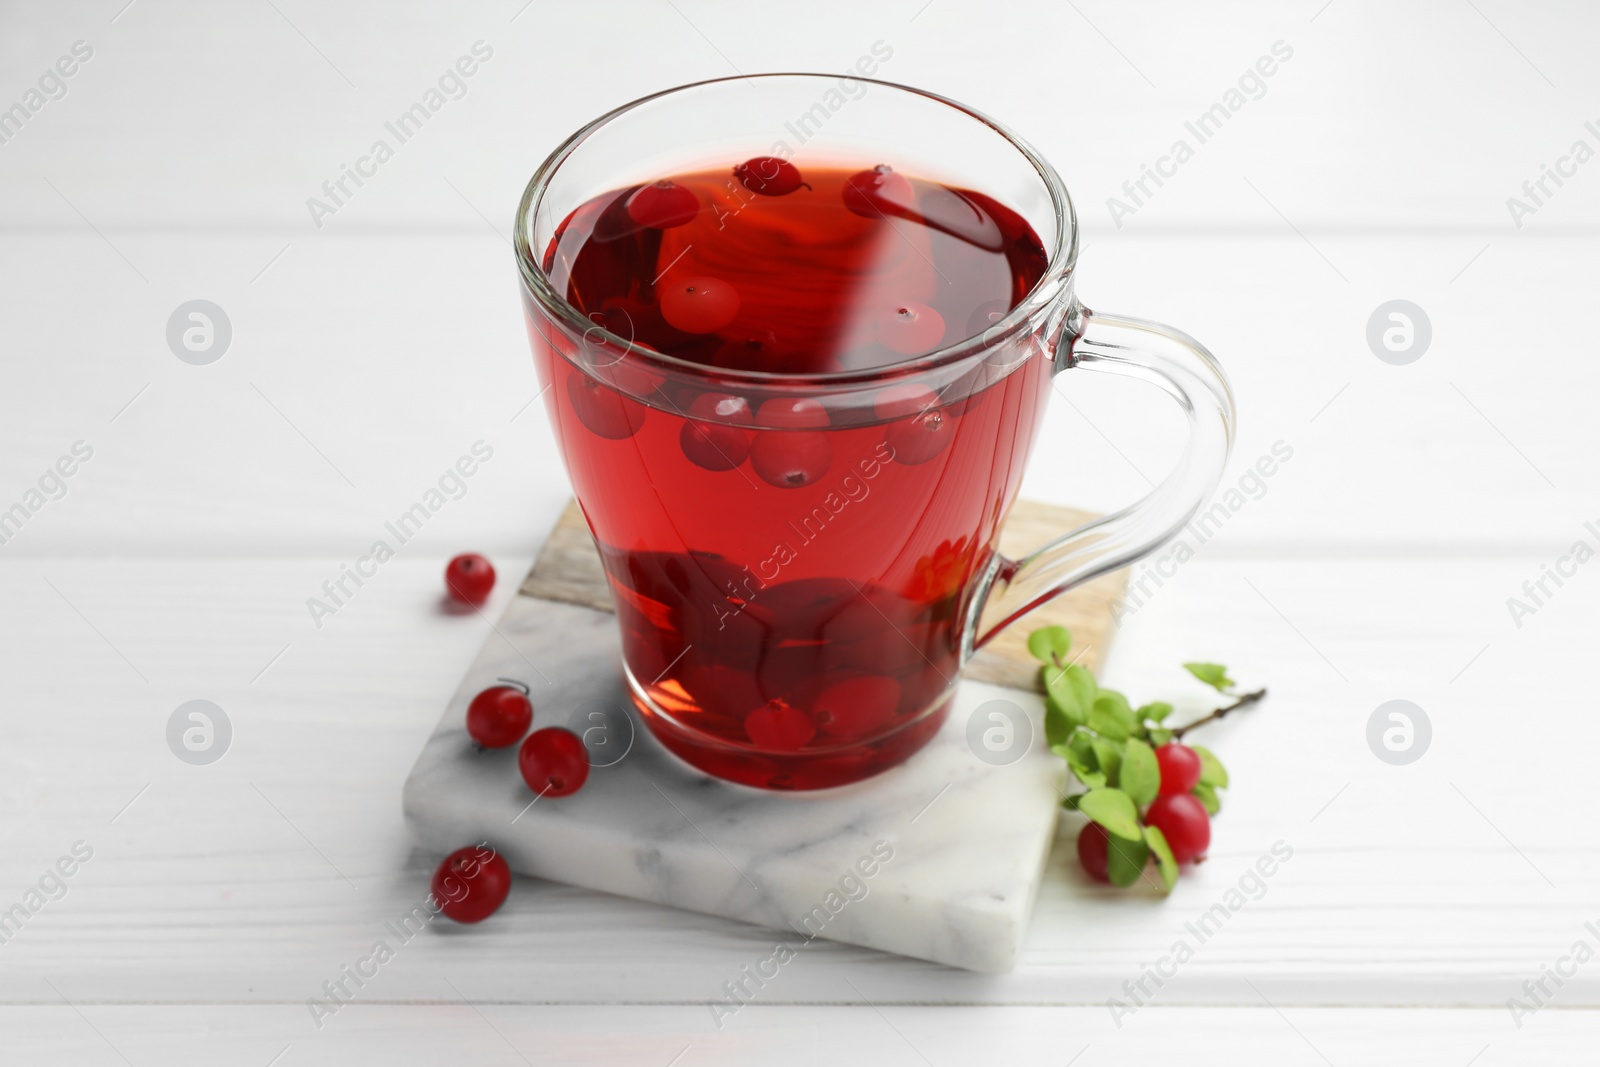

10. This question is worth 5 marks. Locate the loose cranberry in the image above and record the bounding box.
[811,675,902,739]
[873,383,940,421]
[626,180,699,228]
[744,701,816,751]
[735,156,807,196]
[842,164,914,219]
[431,845,512,924]
[756,396,830,429]
[1077,823,1111,883]
[518,727,590,798]
[1145,793,1211,863]
[876,302,946,355]
[465,684,533,748]
[445,553,495,605]
[750,431,832,488]
[567,372,646,439]
[885,407,952,465]
[680,420,750,471]
[1155,743,1203,796]
[659,276,741,334]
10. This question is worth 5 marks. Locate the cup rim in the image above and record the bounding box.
[513,72,1078,387]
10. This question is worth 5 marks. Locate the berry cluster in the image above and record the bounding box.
[1025,626,1264,891]
[433,553,595,922]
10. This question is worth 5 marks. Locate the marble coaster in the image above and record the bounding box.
[402,499,1124,973]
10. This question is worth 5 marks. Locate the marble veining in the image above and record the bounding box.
[403,595,1063,973]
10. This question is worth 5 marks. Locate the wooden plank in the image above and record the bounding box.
[521,497,1126,690]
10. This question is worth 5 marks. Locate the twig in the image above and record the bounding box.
[1171,689,1267,739]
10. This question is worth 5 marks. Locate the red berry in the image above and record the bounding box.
[518,727,589,797]
[1076,823,1111,883]
[445,553,495,605]
[689,391,754,424]
[876,302,946,356]
[680,420,750,471]
[431,845,512,924]
[756,396,830,429]
[885,407,952,465]
[1155,743,1203,796]
[842,164,914,219]
[750,431,832,488]
[744,701,816,750]
[626,180,699,228]
[567,372,646,439]
[1145,793,1211,863]
[659,276,741,334]
[811,675,901,739]
[734,156,806,196]
[872,383,939,421]
[465,684,533,748]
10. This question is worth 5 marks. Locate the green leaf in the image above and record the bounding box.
[1184,662,1234,692]
[1105,833,1151,887]
[1137,701,1173,723]
[1088,690,1135,741]
[1056,731,1105,789]
[1149,727,1174,746]
[1061,792,1084,811]
[1078,787,1142,841]
[1043,664,1096,724]
[1026,626,1072,664]
[1119,738,1160,808]
[1091,737,1124,788]
[1192,781,1221,815]
[1043,697,1073,748]
[1144,826,1179,892]
[1191,744,1229,788]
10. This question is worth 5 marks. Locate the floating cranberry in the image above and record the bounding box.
[567,372,646,439]
[518,727,590,798]
[750,431,832,488]
[886,407,952,465]
[445,553,495,605]
[465,684,533,748]
[431,845,512,924]
[690,391,754,423]
[842,164,914,219]
[876,302,946,356]
[872,383,940,421]
[1155,743,1203,796]
[659,276,741,334]
[756,396,829,429]
[744,701,816,751]
[626,180,699,228]
[1076,823,1111,883]
[734,156,806,196]
[811,675,902,739]
[1145,793,1211,863]
[680,421,750,471]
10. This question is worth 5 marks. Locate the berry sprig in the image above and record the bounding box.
[1025,626,1266,892]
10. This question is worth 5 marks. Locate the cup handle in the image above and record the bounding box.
[967,300,1237,653]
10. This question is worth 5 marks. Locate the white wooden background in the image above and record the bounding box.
[4,0,1599,1062]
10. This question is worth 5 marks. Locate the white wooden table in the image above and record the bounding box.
[4,0,1598,1061]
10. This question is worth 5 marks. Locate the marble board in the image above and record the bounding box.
[402,500,1126,973]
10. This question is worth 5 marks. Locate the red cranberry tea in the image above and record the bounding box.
[526,159,1052,789]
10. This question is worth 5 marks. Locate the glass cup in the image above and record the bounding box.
[514,74,1234,790]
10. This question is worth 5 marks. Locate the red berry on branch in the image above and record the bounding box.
[1144,793,1211,863]
[1155,743,1203,796]
[1076,823,1111,883]
[431,845,512,923]
[445,553,495,605]
[518,727,590,798]
[465,684,533,748]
